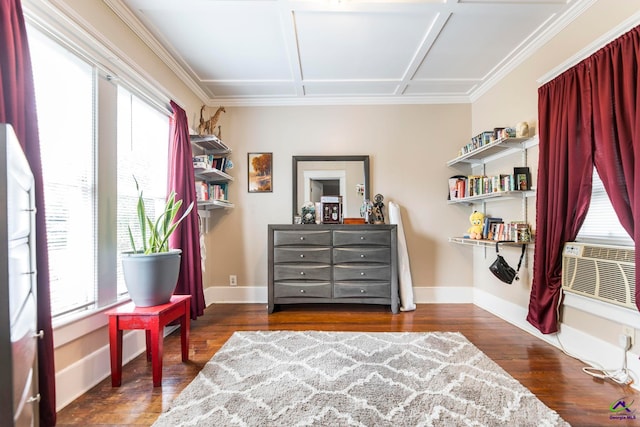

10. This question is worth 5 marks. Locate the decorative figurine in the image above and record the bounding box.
[516,121,529,138]
[361,199,373,224]
[301,201,316,224]
[372,193,385,224]
[197,105,226,135]
[467,210,485,240]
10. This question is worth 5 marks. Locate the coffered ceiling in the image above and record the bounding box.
[110,0,593,106]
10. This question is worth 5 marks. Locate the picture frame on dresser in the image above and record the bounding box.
[248,152,273,193]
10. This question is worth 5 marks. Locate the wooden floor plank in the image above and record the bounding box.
[56,303,637,426]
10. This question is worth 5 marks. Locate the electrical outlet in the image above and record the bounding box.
[622,325,635,346]
[619,334,632,351]
[229,275,237,286]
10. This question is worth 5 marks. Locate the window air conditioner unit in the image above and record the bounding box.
[562,242,635,309]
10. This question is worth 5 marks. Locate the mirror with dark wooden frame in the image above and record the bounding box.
[292,155,370,222]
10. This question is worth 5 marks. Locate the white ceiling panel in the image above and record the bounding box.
[412,6,564,80]
[294,10,436,80]
[125,0,292,80]
[112,0,596,105]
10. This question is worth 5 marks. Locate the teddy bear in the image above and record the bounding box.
[467,210,485,240]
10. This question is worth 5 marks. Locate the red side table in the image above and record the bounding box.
[105,294,191,387]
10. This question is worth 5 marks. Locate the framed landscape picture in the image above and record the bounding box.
[248,152,273,193]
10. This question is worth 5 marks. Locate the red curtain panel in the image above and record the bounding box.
[530,25,640,334]
[0,0,56,424]
[168,101,205,319]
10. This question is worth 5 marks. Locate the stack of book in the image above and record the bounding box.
[481,217,532,242]
[448,167,531,200]
[192,154,230,172]
[195,181,229,202]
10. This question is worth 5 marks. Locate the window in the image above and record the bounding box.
[576,168,633,246]
[116,87,169,296]
[28,24,170,321]
[30,26,98,317]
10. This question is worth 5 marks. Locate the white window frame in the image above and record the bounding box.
[23,3,175,346]
[576,167,633,247]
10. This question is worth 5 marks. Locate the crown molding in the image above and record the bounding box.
[24,0,188,111]
[469,0,597,103]
[538,10,640,85]
[103,0,210,103]
[205,94,471,107]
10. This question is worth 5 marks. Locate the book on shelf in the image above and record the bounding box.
[499,174,513,192]
[195,181,209,201]
[209,156,229,172]
[510,221,532,242]
[194,153,232,173]
[489,220,505,240]
[195,181,229,202]
[449,170,533,201]
[486,221,532,242]
[482,217,502,239]
[446,177,466,200]
[210,183,228,201]
[448,178,457,200]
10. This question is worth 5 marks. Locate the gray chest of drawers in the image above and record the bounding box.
[268,224,399,313]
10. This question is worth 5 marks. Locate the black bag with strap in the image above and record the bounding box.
[489,241,526,284]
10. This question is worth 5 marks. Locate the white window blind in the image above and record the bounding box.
[116,87,169,296]
[29,27,98,317]
[29,23,171,321]
[577,168,633,246]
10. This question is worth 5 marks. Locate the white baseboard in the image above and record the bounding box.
[204,286,268,305]
[203,285,475,305]
[203,285,476,305]
[55,325,180,411]
[473,287,640,390]
[412,285,474,303]
[55,329,147,410]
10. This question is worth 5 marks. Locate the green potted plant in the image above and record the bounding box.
[122,177,194,306]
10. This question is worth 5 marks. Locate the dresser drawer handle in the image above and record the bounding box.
[300,254,305,258]
[300,236,305,241]
[360,254,365,258]
[300,289,305,293]
[360,272,365,276]
[360,236,365,240]
[300,271,305,275]
[360,289,366,293]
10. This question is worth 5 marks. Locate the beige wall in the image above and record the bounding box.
[471,0,640,347]
[202,104,473,291]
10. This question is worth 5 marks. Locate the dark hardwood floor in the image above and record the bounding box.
[56,303,637,426]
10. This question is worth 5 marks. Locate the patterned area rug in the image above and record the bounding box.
[153,331,569,426]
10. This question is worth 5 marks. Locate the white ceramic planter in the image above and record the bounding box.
[121,249,182,307]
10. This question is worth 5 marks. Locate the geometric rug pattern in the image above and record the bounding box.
[153,331,570,426]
